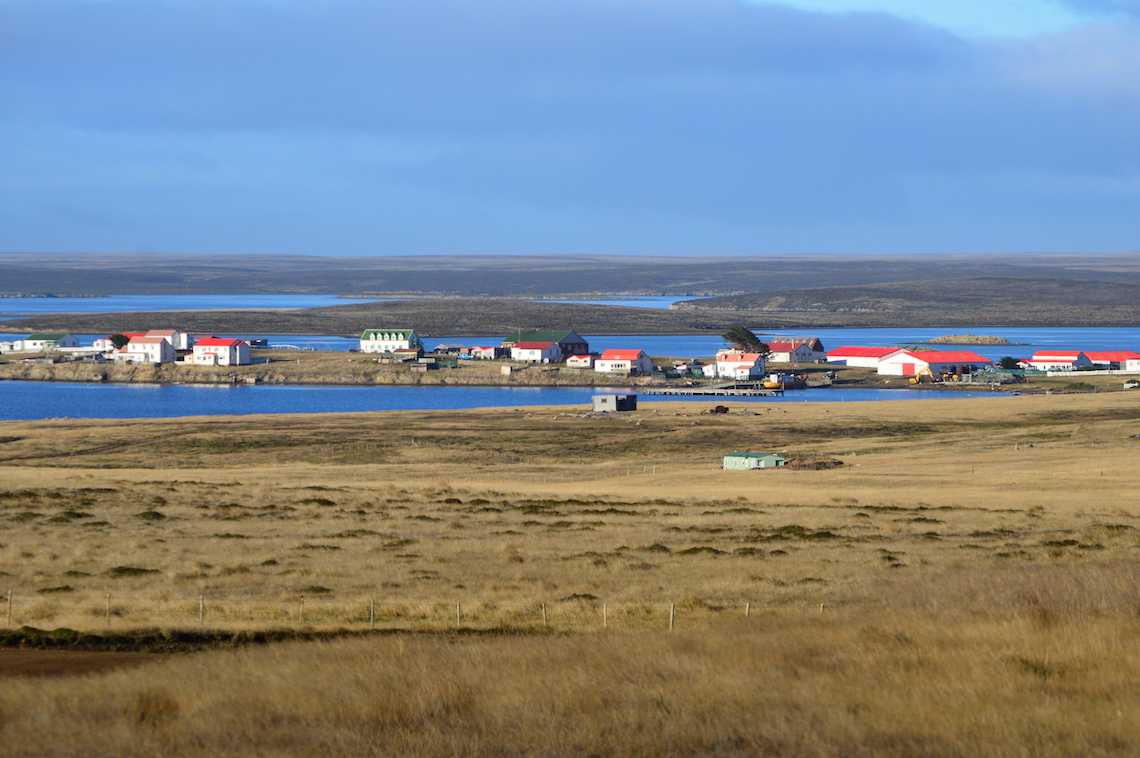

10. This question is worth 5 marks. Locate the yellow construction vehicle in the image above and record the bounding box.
[909,368,939,384]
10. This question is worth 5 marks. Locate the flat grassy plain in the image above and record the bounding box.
[2,393,1140,756]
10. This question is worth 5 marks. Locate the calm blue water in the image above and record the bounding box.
[523,296,699,309]
[0,294,689,318]
[0,381,996,422]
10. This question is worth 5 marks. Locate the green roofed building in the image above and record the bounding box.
[502,330,588,359]
[359,329,423,354]
[21,333,80,351]
[722,452,785,470]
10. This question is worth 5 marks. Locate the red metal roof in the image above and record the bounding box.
[599,349,645,361]
[127,336,169,345]
[1081,351,1138,362]
[827,346,900,358]
[765,342,807,352]
[1029,351,1085,360]
[717,352,765,362]
[194,337,242,348]
[513,341,556,350]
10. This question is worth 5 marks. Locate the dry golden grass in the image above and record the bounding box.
[1,393,1140,755]
[2,599,1140,757]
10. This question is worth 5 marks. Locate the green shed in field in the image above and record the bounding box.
[722,451,785,470]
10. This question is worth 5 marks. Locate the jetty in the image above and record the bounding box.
[643,381,785,397]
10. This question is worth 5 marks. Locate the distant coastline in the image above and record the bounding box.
[913,334,1024,346]
[0,293,107,299]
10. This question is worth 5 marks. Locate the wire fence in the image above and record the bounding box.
[2,589,800,635]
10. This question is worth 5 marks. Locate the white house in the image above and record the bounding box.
[1025,351,1093,371]
[359,329,423,354]
[595,349,654,374]
[723,452,785,470]
[766,338,826,363]
[826,346,905,368]
[18,333,80,352]
[715,351,766,379]
[470,346,502,360]
[115,336,176,364]
[877,350,992,376]
[511,341,561,362]
[146,329,193,351]
[93,333,146,351]
[566,354,596,368]
[192,337,251,366]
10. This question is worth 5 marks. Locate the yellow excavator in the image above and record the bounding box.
[909,368,940,384]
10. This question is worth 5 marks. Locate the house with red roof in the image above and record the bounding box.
[93,333,146,351]
[594,349,654,374]
[826,346,906,368]
[192,337,251,366]
[510,341,561,363]
[715,351,766,379]
[877,350,992,376]
[114,336,177,364]
[765,337,826,363]
[1025,351,1093,371]
[566,354,596,369]
[1082,351,1140,369]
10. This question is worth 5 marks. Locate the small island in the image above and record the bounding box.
[918,334,1016,346]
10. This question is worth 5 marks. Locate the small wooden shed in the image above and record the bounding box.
[723,451,785,470]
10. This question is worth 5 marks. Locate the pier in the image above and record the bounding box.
[644,381,785,397]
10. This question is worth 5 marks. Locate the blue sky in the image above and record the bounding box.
[769,0,1136,37]
[1,0,1138,257]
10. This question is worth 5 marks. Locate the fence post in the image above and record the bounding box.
[745,602,751,618]
[542,603,548,628]
[669,603,675,631]
[6,590,10,627]
[199,594,205,625]
[603,603,608,629]
[370,598,376,630]
[299,596,305,623]
[456,601,462,629]
[105,594,111,628]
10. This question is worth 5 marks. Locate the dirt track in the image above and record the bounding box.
[0,650,162,678]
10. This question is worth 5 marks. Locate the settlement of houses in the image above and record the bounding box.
[4,327,1139,380]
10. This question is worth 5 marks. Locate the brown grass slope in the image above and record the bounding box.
[0,298,734,336]
[8,290,1140,335]
[4,251,1140,297]
[674,276,1140,311]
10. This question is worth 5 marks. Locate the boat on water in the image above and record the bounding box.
[763,372,808,389]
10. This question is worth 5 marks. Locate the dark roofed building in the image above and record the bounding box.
[502,330,588,359]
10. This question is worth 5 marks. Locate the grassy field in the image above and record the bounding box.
[2,393,1140,755]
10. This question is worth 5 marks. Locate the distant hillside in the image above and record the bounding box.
[0,299,733,337]
[3,254,1140,297]
[6,294,1140,336]
[672,277,1140,312]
